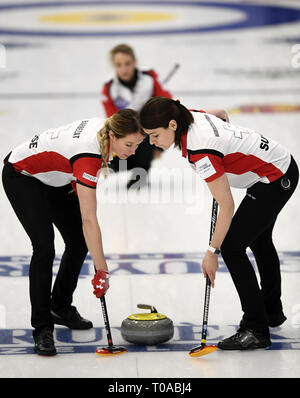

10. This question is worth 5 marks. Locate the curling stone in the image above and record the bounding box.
[121,304,174,345]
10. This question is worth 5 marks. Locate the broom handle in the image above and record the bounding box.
[163,63,180,84]
[201,199,218,345]
[94,266,114,347]
[100,296,113,347]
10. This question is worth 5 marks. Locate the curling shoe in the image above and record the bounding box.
[218,329,271,351]
[51,305,93,330]
[33,327,57,356]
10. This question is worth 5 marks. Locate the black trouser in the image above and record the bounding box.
[2,161,88,332]
[221,156,299,336]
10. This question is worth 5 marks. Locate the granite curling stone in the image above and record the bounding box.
[121,304,174,345]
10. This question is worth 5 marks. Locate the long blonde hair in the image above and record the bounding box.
[97,108,143,176]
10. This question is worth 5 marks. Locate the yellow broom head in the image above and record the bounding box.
[189,344,218,357]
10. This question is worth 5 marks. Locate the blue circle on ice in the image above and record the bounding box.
[0,1,300,37]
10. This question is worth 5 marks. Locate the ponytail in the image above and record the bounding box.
[97,119,110,176]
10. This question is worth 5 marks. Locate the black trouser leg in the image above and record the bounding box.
[221,210,270,335]
[48,185,88,311]
[249,219,283,316]
[109,136,157,182]
[221,156,298,336]
[2,164,55,331]
[2,164,88,330]
[129,137,156,172]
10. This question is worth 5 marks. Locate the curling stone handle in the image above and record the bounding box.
[137,304,158,313]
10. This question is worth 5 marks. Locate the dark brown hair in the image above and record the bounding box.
[139,97,194,148]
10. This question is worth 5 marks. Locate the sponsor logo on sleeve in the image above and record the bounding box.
[83,172,98,183]
[196,156,216,179]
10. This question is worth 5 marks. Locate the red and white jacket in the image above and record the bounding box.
[101,69,172,117]
[8,118,110,189]
[181,111,291,189]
